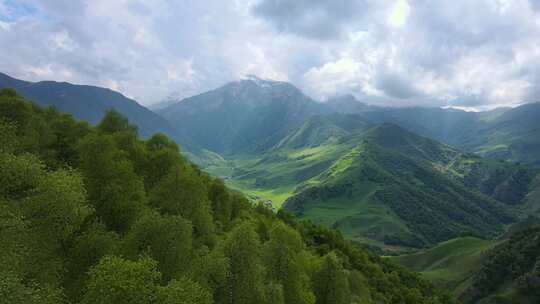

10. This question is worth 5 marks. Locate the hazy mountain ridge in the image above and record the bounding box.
[0,73,177,138]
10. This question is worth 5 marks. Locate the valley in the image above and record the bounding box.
[3,1,540,303]
[2,73,539,303]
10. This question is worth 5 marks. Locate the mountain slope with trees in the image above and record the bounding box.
[335,96,540,167]
[203,114,536,249]
[0,88,457,304]
[0,72,184,142]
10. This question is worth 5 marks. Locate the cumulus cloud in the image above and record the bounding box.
[252,0,368,40]
[0,0,539,109]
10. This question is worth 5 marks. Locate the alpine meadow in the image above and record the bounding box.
[1,1,540,304]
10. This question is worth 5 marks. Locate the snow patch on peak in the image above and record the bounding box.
[242,74,281,88]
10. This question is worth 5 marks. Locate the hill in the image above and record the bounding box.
[346,102,540,167]
[204,115,537,249]
[0,72,182,141]
[390,237,500,295]
[461,226,540,303]
[0,88,457,304]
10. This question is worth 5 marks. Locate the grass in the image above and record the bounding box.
[203,142,356,209]
[390,237,500,294]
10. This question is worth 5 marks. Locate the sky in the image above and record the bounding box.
[1,0,540,109]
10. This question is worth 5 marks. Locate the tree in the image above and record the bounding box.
[264,222,315,304]
[79,133,146,232]
[0,152,92,286]
[313,252,351,304]
[64,221,119,301]
[157,277,212,304]
[221,222,266,304]
[97,109,137,136]
[21,168,92,284]
[0,272,64,304]
[143,133,183,189]
[81,256,160,304]
[209,180,232,227]
[123,211,193,281]
[149,166,214,245]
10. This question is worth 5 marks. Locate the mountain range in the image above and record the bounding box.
[2,71,539,303]
[2,72,539,248]
[0,72,183,141]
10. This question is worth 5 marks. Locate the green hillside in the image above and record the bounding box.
[390,237,500,294]
[283,138,516,248]
[461,227,540,304]
[347,101,540,167]
[0,89,459,304]
[204,118,537,250]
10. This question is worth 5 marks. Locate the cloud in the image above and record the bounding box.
[252,0,368,40]
[0,0,539,110]
[529,0,540,11]
[375,71,421,99]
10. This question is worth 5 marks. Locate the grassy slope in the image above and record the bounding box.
[205,122,535,252]
[390,237,500,294]
[205,143,353,208]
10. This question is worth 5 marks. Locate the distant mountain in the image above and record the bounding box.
[324,94,371,113]
[0,72,180,140]
[158,75,331,154]
[344,103,540,167]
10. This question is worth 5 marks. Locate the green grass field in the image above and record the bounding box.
[390,237,500,294]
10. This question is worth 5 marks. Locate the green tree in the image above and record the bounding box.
[209,180,232,227]
[144,133,183,189]
[221,222,266,304]
[79,133,146,232]
[0,272,64,304]
[264,222,315,304]
[0,152,92,286]
[123,211,193,281]
[81,256,160,304]
[149,166,214,245]
[98,109,137,136]
[64,221,119,301]
[157,277,212,304]
[313,252,351,304]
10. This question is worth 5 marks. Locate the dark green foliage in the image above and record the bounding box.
[463,227,540,303]
[313,252,351,304]
[157,278,212,304]
[79,133,146,232]
[122,211,193,281]
[221,222,266,304]
[284,124,535,248]
[81,256,160,304]
[0,90,456,304]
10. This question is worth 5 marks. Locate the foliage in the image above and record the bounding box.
[0,89,456,304]
[463,227,540,303]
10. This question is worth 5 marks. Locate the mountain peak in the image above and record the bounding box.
[325,94,369,113]
[241,74,286,88]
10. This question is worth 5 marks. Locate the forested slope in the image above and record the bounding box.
[282,123,536,248]
[0,89,456,304]
[461,227,540,304]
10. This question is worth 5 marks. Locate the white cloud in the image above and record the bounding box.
[0,0,539,109]
[388,0,410,28]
